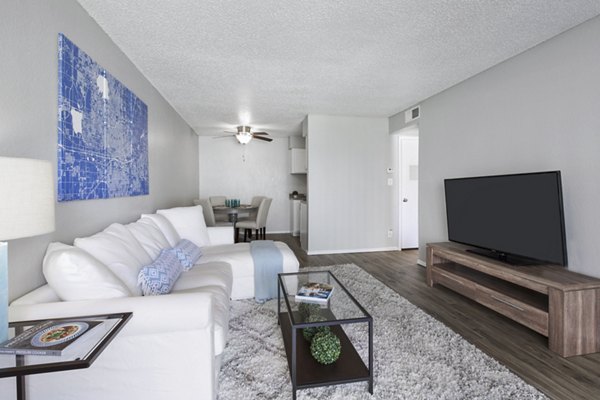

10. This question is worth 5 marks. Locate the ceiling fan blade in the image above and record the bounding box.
[252,131,269,136]
[214,135,235,139]
[224,130,236,133]
[253,136,273,142]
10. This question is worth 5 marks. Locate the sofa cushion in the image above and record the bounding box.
[10,285,60,306]
[196,243,255,276]
[197,242,300,300]
[42,242,131,301]
[172,239,203,270]
[157,206,210,248]
[139,214,181,247]
[172,261,232,294]
[138,249,183,296]
[74,224,153,296]
[127,220,170,260]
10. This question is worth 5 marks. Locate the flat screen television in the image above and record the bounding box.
[444,171,568,266]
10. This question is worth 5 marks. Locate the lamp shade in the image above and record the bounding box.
[0,157,55,240]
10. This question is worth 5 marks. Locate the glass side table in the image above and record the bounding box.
[0,312,132,400]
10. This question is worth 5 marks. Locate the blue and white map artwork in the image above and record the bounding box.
[57,33,148,201]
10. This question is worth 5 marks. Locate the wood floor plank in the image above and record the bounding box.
[268,234,600,399]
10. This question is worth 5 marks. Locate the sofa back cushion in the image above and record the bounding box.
[127,219,171,260]
[157,206,210,248]
[139,213,181,247]
[43,242,131,301]
[74,223,153,296]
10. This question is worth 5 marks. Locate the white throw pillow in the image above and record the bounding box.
[157,206,210,248]
[74,224,153,296]
[43,242,131,301]
[139,213,181,247]
[127,220,170,260]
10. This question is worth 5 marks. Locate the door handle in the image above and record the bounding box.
[403,198,408,202]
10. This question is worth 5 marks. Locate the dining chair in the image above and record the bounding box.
[237,196,264,224]
[235,197,272,242]
[209,196,230,222]
[193,198,216,226]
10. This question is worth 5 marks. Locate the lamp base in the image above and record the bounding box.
[0,242,7,342]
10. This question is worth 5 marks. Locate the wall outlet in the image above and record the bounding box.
[387,229,393,238]
[387,178,393,186]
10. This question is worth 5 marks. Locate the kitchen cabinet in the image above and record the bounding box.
[290,149,307,174]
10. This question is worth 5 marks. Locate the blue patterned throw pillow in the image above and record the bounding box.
[172,239,203,271]
[138,249,183,295]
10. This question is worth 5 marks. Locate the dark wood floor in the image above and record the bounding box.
[268,233,600,400]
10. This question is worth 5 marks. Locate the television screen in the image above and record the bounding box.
[444,171,567,265]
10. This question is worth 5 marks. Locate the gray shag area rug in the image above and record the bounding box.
[218,264,546,400]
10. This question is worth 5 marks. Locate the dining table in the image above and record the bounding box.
[212,204,257,223]
[212,204,258,243]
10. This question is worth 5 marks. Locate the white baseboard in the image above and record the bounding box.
[417,259,426,267]
[307,247,399,256]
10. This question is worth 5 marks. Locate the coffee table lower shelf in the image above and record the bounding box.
[279,311,371,398]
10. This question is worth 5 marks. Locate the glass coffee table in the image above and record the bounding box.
[278,270,373,400]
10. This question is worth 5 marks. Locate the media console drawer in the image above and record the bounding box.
[426,242,600,357]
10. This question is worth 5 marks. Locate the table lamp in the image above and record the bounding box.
[0,157,55,342]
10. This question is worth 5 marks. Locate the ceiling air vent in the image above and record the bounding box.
[405,106,420,123]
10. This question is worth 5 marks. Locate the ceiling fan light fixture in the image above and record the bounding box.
[236,131,253,144]
[227,125,270,144]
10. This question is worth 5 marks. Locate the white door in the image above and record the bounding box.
[400,137,419,249]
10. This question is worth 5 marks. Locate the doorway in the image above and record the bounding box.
[399,135,419,249]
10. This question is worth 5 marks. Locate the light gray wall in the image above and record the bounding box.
[404,15,600,276]
[306,115,395,254]
[389,110,411,134]
[1,0,199,300]
[197,136,307,233]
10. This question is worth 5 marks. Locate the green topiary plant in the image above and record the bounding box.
[302,314,330,341]
[298,302,321,320]
[310,331,341,365]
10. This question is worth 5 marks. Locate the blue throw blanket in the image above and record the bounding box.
[250,240,283,302]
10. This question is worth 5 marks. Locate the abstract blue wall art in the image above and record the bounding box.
[57,33,148,201]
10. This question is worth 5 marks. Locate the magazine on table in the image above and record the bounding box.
[0,319,103,356]
[295,282,334,304]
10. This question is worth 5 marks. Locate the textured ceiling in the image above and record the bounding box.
[76,1,600,137]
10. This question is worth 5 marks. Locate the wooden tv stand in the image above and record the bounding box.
[426,242,600,357]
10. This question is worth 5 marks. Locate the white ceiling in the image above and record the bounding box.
[76,0,600,137]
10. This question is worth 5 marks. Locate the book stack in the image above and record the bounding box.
[0,319,102,356]
[295,282,334,304]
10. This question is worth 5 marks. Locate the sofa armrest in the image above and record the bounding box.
[9,291,214,337]
[207,226,234,245]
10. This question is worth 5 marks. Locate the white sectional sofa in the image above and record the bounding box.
[5,205,299,400]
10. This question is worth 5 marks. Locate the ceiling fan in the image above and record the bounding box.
[223,125,273,144]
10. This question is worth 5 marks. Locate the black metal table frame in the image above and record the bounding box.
[278,271,373,400]
[0,312,132,400]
